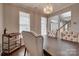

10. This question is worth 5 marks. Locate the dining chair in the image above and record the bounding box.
[22,31,43,56]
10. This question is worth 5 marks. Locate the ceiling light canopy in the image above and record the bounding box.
[43,4,53,14]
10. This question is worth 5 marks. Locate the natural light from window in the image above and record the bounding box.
[19,11,30,33]
[41,17,47,35]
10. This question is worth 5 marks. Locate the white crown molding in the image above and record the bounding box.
[53,3,74,13]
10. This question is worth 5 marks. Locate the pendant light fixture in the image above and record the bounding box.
[43,4,53,14]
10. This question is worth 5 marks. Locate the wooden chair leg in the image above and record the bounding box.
[24,48,27,56]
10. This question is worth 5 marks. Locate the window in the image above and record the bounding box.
[60,11,71,21]
[49,15,59,33]
[60,11,71,31]
[19,11,30,33]
[41,17,47,35]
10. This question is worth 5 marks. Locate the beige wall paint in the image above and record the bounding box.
[30,13,41,34]
[3,4,45,34]
[71,4,79,32]
[4,4,19,33]
[0,4,4,51]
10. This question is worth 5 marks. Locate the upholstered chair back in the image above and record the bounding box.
[22,31,43,56]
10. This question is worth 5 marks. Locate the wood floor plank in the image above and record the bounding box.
[1,39,79,56]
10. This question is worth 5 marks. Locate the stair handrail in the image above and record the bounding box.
[55,20,71,39]
[57,20,71,32]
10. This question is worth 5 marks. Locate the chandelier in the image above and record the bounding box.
[43,4,53,14]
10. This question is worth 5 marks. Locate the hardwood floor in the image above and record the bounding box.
[1,46,25,56]
[11,46,25,56]
[47,39,79,56]
[1,39,79,56]
[1,46,51,56]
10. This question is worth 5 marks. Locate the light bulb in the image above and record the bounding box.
[43,5,53,14]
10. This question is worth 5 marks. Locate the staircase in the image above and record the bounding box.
[56,20,71,40]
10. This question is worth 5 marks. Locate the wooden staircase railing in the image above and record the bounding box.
[56,20,71,39]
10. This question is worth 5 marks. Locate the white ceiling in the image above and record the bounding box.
[14,3,74,14]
